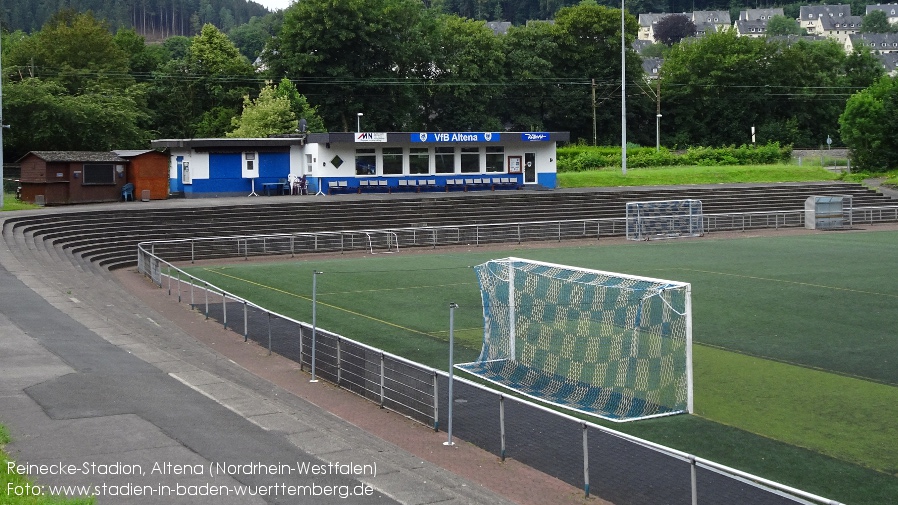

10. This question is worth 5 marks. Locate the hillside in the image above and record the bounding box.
[1,0,270,38]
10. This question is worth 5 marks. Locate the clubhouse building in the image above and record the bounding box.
[151,131,569,198]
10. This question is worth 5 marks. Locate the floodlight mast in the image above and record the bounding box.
[621,0,627,175]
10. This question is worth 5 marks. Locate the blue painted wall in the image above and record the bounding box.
[185,152,291,196]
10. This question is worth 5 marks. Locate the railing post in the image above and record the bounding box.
[267,311,272,356]
[500,395,506,461]
[177,271,181,303]
[432,372,439,432]
[690,455,698,505]
[243,300,248,342]
[444,303,458,446]
[204,282,209,319]
[298,325,304,372]
[336,338,342,384]
[222,293,228,329]
[311,271,322,382]
[379,353,386,408]
[582,423,590,498]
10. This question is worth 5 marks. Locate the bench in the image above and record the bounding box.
[327,180,350,195]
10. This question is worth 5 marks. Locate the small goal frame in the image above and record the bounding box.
[626,199,704,241]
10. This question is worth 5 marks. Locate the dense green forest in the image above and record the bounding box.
[1,0,270,37]
[0,0,892,169]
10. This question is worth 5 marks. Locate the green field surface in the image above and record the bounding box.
[184,230,898,504]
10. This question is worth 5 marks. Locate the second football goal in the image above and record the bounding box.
[457,257,693,422]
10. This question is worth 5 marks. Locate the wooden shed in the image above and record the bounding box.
[114,150,170,200]
[18,151,129,205]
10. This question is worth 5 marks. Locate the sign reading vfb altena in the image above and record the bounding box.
[412,132,500,142]
[410,132,553,142]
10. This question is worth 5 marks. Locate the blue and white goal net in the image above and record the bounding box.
[457,257,693,422]
[626,199,704,240]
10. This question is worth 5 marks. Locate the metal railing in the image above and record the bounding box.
[137,205,898,265]
[135,208,868,504]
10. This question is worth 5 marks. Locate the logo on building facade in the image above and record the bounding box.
[522,133,550,141]
[356,132,388,142]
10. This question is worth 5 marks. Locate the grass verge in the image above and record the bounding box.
[557,164,839,188]
[2,193,41,212]
[1,423,95,504]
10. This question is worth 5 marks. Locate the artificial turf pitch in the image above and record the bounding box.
[184,230,898,505]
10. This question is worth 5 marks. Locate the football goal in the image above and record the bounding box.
[457,257,693,422]
[626,199,704,240]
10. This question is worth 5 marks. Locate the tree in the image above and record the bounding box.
[274,79,326,132]
[228,85,297,137]
[766,15,805,36]
[861,10,896,33]
[654,14,696,46]
[266,0,430,131]
[3,79,150,161]
[6,9,130,93]
[419,15,505,131]
[149,24,256,138]
[549,1,652,144]
[839,76,898,171]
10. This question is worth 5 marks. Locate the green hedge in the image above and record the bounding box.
[557,143,792,172]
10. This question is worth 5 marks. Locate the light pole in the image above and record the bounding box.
[621,0,627,175]
[444,302,458,447]
[656,114,662,151]
[357,112,363,133]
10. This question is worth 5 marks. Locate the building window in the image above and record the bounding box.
[306,153,313,174]
[245,152,256,173]
[382,147,403,175]
[460,147,480,173]
[409,147,429,174]
[435,147,455,174]
[485,146,504,172]
[82,164,115,185]
[355,148,376,175]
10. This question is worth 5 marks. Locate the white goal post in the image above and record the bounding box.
[458,257,693,422]
[626,199,704,240]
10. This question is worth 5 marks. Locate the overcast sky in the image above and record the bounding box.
[253,0,294,11]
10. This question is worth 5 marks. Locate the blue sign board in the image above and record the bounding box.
[521,132,551,142]
[411,132,501,143]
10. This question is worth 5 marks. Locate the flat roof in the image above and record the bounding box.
[152,131,570,150]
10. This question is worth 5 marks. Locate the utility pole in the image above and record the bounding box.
[592,79,597,146]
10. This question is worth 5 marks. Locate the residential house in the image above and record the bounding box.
[642,57,663,79]
[799,4,852,34]
[692,10,731,31]
[486,21,512,35]
[811,13,863,44]
[739,8,785,21]
[735,19,769,37]
[866,3,898,24]
[638,13,668,41]
[876,51,898,74]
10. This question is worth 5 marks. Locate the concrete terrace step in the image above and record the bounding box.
[6,182,894,271]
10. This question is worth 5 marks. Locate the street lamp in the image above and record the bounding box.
[656,114,662,151]
[357,112,363,133]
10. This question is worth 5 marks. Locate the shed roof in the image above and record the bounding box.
[21,151,128,163]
